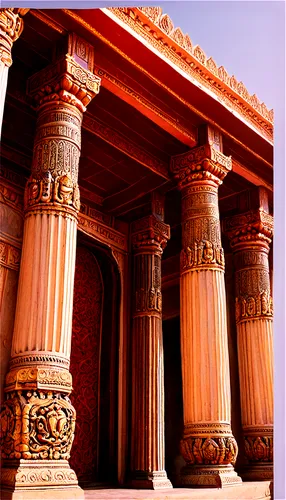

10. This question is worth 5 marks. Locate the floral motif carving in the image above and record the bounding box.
[244,436,273,463]
[235,292,273,323]
[0,391,75,460]
[180,436,238,466]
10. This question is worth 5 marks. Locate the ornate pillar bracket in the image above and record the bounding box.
[0,8,29,135]
[0,35,101,496]
[223,210,274,480]
[171,141,242,487]
[130,214,172,489]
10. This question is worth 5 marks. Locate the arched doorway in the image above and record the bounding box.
[69,241,120,486]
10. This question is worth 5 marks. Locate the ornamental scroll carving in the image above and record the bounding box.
[0,391,75,460]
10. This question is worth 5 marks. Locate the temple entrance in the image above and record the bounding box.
[69,240,120,486]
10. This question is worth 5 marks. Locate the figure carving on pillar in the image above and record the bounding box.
[223,206,273,480]
[0,33,101,497]
[170,127,242,487]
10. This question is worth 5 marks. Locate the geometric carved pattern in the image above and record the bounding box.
[69,246,103,483]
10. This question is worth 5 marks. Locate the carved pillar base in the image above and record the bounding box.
[0,460,81,490]
[241,464,273,481]
[129,471,172,490]
[180,465,241,488]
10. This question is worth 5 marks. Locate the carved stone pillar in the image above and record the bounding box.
[0,8,29,136]
[223,210,273,480]
[0,35,101,497]
[130,215,172,489]
[170,142,242,487]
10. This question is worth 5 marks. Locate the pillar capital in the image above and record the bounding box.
[170,144,232,190]
[27,53,101,113]
[0,8,29,66]
[223,209,273,250]
[131,215,170,255]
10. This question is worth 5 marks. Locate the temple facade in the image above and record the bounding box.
[0,7,273,500]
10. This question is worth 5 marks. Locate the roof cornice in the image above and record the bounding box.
[108,7,273,142]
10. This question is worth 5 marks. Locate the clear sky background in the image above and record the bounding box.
[153,1,285,110]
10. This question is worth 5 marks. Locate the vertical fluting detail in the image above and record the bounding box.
[130,215,172,489]
[0,8,29,136]
[0,37,101,493]
[171,143,241,487]
[223,210,274,480]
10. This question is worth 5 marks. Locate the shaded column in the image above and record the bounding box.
[170,138,241,487]
[0,34,101,497]
[0,8,29,136]
[130,214,172,489]
[223,209,273,480]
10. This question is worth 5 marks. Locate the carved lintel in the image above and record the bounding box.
[0,8,29,66]
[170,144,232,189]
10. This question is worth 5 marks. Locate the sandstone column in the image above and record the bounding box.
[223,209,273,480]
[0,8,29,136]
[170,138,241,487]
[0,34,101,497]
[130,214,172,489]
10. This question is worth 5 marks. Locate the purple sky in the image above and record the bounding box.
[155,1,285,110]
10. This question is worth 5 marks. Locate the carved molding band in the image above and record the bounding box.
[10,352,70,371]
[0,460,78,489]
[5,367,72,393]
[78,213,127,251]
[0,390,75,461]
[244,435,273,463]
[235,292,272,323]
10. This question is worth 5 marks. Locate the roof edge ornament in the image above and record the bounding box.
[109,6,274,134]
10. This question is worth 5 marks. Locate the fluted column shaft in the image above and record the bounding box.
[171,144,241,487]
[224,210,273,480]
[0,40,101,494]
[0,8,28,136]
[130,215,172,489]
